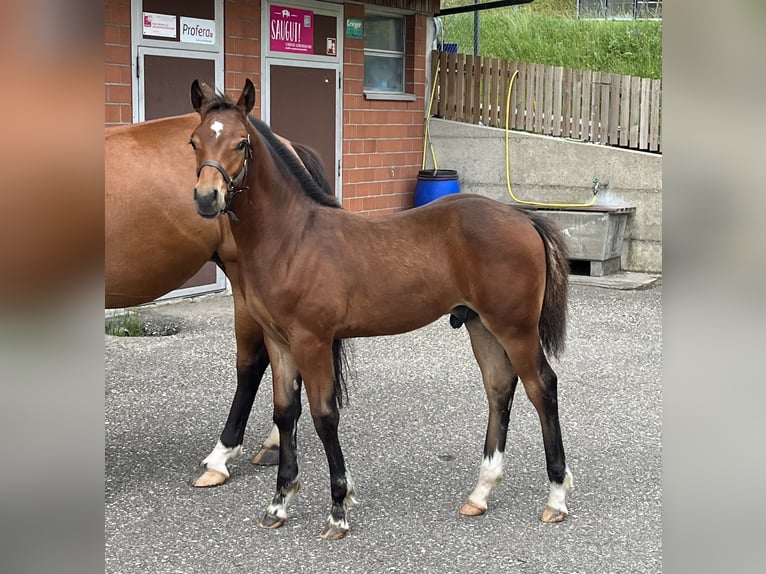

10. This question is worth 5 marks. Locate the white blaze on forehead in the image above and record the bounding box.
[210,120,224,139]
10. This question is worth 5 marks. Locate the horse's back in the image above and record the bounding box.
[375,193,545,260]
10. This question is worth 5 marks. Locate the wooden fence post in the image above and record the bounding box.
[429,49,660,152]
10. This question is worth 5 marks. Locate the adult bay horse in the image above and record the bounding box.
[106,111,341,487]
[188,79,574,540]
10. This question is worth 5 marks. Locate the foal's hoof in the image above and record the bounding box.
[251,445,279,466]
[259,512,286,529]
[540,505,568,523]
[459,500,487,516]
[190,467,228,488]
[319,521,349,540]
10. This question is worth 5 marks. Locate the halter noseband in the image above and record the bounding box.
[195,134,252,221]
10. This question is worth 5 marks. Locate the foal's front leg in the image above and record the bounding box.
[298,340,356,540]
[259,342,302,529]
[193,295,272,487]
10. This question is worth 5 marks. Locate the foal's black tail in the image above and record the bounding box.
[332,339,351,408]
[529,213,569,360]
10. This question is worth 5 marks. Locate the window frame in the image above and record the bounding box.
[363,9,416,102]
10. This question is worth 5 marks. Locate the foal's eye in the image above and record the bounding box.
[237,140,248,151]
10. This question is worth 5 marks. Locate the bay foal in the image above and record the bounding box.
[189,79,573,539]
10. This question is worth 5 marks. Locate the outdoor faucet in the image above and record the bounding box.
[592,178,609,196]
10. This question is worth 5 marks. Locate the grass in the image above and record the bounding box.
[105,310,144,337]
[439,2,662,78]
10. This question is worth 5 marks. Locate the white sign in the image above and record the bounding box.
[180,17,216,45]
[143,12,176,38]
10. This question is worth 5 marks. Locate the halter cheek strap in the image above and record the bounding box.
[195,136,252,221]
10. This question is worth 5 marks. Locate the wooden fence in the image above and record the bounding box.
[431,50,662,153]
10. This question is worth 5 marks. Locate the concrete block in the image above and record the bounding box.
[526,207,634,276]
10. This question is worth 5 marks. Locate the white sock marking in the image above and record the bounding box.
[344,470,358,508]
[546,466,574,513]
[262,424,280,448]
[467,449,504,509]
[202,440,242,477]
[266,478,300,519]
[325,514,349,531]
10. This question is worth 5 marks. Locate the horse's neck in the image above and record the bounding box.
[232,130,316,252]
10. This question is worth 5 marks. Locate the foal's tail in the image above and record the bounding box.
[529,214,569,360]
[332,339,352,408]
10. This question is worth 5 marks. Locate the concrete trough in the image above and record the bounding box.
[523,204,635,276]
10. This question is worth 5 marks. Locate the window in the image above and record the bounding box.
[364,14,405,94]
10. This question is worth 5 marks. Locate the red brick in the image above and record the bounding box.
[243,56,260,75]
[105,25,122,45]
[226,18,245,38]
[108,84,131,104]
[120,104,133,123]
[104,104,122,124]
[105,64,122,84]
[345,197,364,212]
[105,4,130,26]
[106,44,130,66]
[226,54,245,72]
[121,65,133,85]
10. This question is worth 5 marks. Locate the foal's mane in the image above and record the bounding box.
[200,93,340,209]
[248,116,341,208]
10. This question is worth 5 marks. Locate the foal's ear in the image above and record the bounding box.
[190,80,216,114]
[236,79,256,115]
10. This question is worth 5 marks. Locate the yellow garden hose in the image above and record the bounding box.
[424,58,602,207]
[505,69,599,207]
[422,59,440,171]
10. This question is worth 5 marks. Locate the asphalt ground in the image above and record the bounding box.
[105,280,661,573]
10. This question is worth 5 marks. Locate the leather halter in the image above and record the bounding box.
[195,135,252,221]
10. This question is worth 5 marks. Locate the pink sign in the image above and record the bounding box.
[270,5,314,54]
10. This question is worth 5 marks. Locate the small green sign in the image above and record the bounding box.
[346,18,362,39]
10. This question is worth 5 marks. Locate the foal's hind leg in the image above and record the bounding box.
[193,297,272,487]
[460,318,519,516]
[193,345,270,486]
[503,335,573,523]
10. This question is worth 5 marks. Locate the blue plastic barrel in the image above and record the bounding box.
[414,169,460,207]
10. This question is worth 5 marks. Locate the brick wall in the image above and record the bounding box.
[104,0,132,124]
[103,0,435,215]
[341,5,429,214]
[104,0,262,125]
[223,0,262,116]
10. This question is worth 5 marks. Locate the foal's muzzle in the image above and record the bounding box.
[194,156,249,219]
[193,187,221,218]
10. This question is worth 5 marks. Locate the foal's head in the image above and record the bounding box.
[189,79,255,218]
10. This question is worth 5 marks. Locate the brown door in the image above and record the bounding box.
[143,55,214,120]
[139,50,221,293]
[269,65,337,196]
